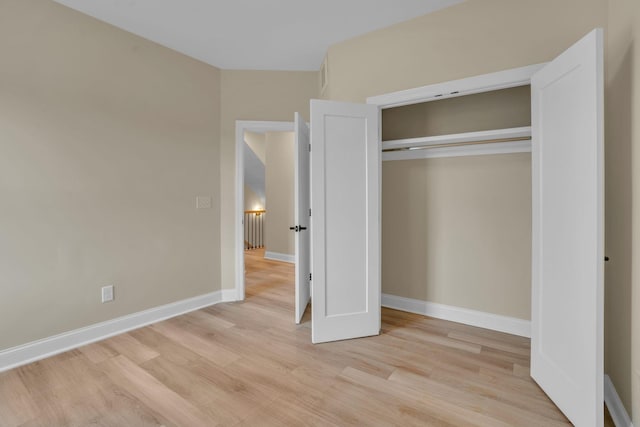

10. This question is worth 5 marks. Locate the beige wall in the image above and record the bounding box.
[606,0,635,414]
[0,0,221,350]
[219,70,318,289]
[244,131,266,164]
[265,132,295,256]
[628,5,640,423]
[243,130,266,211]
[323,0,607,103]
[607,0,640,422]
[244,185,263,212]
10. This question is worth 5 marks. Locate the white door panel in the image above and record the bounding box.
[294,113,311,324]
[531,28,604,427]
[310,100,380,344]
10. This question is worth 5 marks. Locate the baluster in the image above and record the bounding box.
[244,210,266,250]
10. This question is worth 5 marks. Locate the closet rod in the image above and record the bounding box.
[382,136,531,152]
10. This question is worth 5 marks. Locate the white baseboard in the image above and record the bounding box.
[220,288,239,302]
[0,290,235,373]
[264,251,295,263]
[605,374,633,427]
[381,293,531,338]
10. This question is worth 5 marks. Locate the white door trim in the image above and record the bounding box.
[294,113,311,324]
[235,120,294,301]
[364,65,545,332]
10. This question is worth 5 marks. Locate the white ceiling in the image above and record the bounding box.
[53,0,464,71]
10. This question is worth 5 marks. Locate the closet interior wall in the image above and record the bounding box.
[382,86,531,140]
[381,86,533,321]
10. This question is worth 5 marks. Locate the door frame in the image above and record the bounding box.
[366,62,546,339]
[234,120,294,301]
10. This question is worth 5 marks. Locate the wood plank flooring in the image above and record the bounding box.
[0,249,612,426]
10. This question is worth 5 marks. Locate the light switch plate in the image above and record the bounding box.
[196,196,212,209]
[101,285,114,303]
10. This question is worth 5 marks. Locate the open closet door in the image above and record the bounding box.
[310,100,380,344]
[531,28,604,427]
[294,112,311,324]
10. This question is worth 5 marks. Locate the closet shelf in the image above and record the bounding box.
[382,126,532,151]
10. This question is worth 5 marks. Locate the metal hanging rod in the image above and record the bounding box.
[382,136,531,152]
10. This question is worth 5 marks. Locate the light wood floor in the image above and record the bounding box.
[0,248,612,426]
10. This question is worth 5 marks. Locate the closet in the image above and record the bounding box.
[380,85,534,334]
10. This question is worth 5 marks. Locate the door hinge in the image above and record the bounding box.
[309,208,311,217]
[309,273,312,281]
[308,143,311,152]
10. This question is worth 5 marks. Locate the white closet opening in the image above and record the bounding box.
[376,81,535,338]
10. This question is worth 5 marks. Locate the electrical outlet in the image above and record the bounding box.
[101,285,114,303]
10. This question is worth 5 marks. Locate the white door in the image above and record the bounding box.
[531,28,604,427]
[294,112,311,324]
[310,100,380,344]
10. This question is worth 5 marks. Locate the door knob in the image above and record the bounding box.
[289,226,299,232]
[299,226,307,231]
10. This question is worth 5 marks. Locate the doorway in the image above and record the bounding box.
[234,121,295,304]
